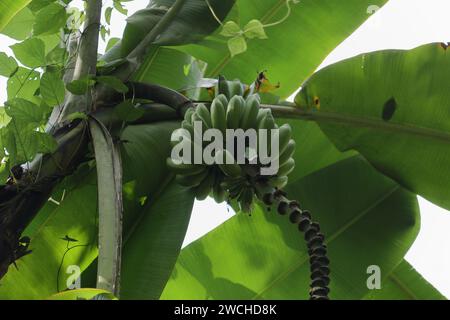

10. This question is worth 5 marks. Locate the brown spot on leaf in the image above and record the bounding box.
[313,96,320,109]
[382,97,397,121]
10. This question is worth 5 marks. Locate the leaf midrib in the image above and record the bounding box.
[251,186,400,299]
[269,106,450,144]
[388,272,418,300]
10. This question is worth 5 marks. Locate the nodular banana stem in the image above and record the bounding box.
[257,184,331,300]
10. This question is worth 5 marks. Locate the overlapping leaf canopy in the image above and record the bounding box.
[295,43,450,211]
[0,0,445,300]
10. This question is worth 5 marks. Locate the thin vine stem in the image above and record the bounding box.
[263,0,296,28]
[205,0,296,31]
[204,0,223,26]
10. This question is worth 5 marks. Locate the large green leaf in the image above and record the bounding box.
[4,98,46,125]
[132,47,206,97]
[103,45,206,98]
[7,67,40,102]
[119,122,195,299]
[181,0,387,98]
[119,0,235,57]
[295,43,450,210]
[120,180,195,299]
[40,71,65,106]
[0,0,31,33]
[0,170,98,299]
[0,120,194,299]
[102,0,234,95]
[285,120,355,183]
[10,37,46,68]
[161,156,420,299]
[119,122,181,213]
[364,260,445,300]
[81,121,196,299]
[32,3,67,36]
[0,7,34,40]
[4,126,56,167]
[0,52,18,78]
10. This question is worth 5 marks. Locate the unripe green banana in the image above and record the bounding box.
[192,112,208,138]
[181,120,194,137]
[255,110,277,156]
[212,171,228,203]
[238,187,254,213]
[228,183,244,199]
[226,95,245,129]
[196,103,212,129]
[212,184,227,203]
[267,113,277,130]
[278,139,296,165]
[216,149,242,177]
[218,75,231,98]
[257,112,268,130]
[229,79,244,97]
[179,122,205,154]
[277,158,295,177]
[277,124,292,154]
[170,128,191,148]
[258,112,276,130]
[254,181,274,200]
[210,97,227,134]
[215,93,229,108]
[240,94,260,130]
[175,169,209,188]
[220,176,245,190]
[269,176,288,189]
[166,158,205,175]
[171,76,297,213]
[256,108,270,125]
[194,170,215,200]
[184,108,195,123]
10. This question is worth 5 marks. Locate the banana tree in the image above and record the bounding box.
[0,0,446,300]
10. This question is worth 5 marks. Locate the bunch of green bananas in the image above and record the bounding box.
[167,87,295,213]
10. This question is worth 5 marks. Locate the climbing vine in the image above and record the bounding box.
[206,0,300,56]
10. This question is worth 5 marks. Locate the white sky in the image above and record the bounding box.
[1,0,449,298]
